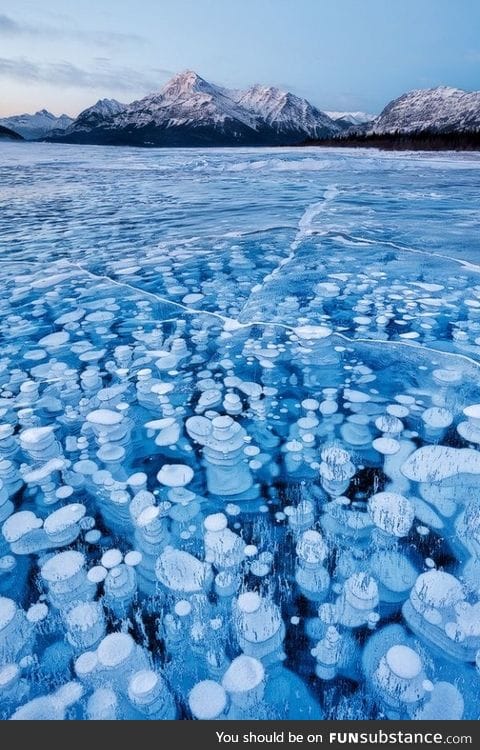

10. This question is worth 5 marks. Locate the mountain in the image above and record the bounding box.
[233,84,340,139]
[66,99,126,131]
[0,124,23,141]
[109,72,259,144]
[371,86,480,134]
[325,111,376,128]
[300,86,480,151]
[47,70,341,147]
[0,109,73,140]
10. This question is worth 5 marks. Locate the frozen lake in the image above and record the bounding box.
[1,143,480,720]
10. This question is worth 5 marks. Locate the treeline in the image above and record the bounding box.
[300,129,480,151]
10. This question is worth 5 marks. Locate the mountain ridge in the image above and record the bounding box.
[370,86,480,134]
[4,80,479,149]
[0,124,24,141]
[0,110,73,140]
[45,70,342,147]
[300,85,480,150]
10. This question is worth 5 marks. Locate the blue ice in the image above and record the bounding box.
[1,144,480,719]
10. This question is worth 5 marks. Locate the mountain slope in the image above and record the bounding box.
[0,124,24,141]
[0,110,73,140]
[65,99,126,132]
[326,111,376,128]
[47,70,340,147]
[117,71,258,129]
[234,84,341,138]
[372,86,480,134]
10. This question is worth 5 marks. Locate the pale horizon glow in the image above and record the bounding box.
[0,0,479,118]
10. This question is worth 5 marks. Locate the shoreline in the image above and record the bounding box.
[297,130,480,152]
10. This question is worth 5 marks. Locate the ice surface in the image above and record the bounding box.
[401,446,480,482]
[1,143,480,719]
[368,492,414,537]
[386,645,422,679]
[97,632,134,668]
[188,679,227,719]
[222,655,265,693]
[155,548,212,593]
[41,551,85,583]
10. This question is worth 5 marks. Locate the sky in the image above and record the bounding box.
[0,0,479,118]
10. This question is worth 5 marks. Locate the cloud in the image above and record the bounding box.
[0,13,20,33]
[0,57,171,93]
[0,13,145,48]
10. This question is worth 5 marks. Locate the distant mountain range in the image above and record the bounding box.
[1,75,479,148]
[37,71,346,146]
[0,109,73,140]
[325,111,375,126]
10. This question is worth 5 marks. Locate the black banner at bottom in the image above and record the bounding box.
[1,721,478,747]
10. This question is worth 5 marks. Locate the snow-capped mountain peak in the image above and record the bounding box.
[372,86,480,134]
[325,111,376,125]
[160,69,211,97]
[233,83,340,138]
[235,85,289,118]
[81,98,126,117]
[0,109,74,140]
[46,70,341,146]
[65,99,126,133]
[114,70,258,131]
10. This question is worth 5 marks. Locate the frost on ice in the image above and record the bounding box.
[1,144,480,719]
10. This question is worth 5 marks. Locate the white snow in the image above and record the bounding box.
[0,109,73,140]
[325,111,376,125]
[74,650,98,678]
[64,70,340,142]
[372,86,480,134]
[67,99,126,132]
[234,83,340,137]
